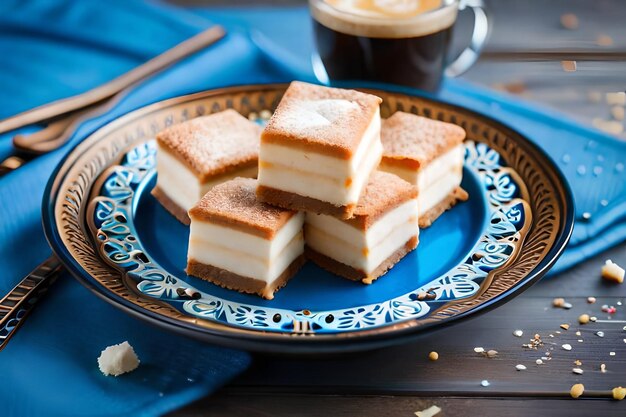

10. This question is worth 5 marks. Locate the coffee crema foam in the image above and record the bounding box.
[311,0,457,38]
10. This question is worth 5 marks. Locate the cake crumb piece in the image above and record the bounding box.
[596,34,614,46]
[602,260,625,283]
[414,405,442,417]
[588,91,602,103]
[561,61,577,72]
[611,106,625,121]
[606,92,626,106]
[593,119,624,135]
[612,387,626,400]
[98,341,140,377]
[560,13,579,29]
[570,383,584,399]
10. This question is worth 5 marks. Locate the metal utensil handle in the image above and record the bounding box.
[0,256,62,351]
[445,0,491,77]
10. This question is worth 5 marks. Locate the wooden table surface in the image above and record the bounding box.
[169,1,626,415]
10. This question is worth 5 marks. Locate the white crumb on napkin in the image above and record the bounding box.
[415,405,442,417]
[98,341,140,376]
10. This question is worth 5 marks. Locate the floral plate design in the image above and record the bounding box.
[43,84,573,353]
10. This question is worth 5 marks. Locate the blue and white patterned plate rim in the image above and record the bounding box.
[90,138,529,334]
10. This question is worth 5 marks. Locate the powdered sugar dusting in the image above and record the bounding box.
[263,82,381,155]
[281,98,361,130]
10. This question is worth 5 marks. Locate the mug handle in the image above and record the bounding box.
[445,0,491,77]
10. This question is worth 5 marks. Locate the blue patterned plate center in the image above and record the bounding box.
[91,140,529,333]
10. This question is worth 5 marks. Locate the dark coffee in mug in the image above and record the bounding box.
[310,0,459,92]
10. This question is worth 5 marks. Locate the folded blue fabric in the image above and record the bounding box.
[1,2,625,416]
[0,1,294,416]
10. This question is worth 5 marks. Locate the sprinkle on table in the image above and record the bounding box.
[596,34,614,46]
[553,298,565,308]
[570,384,585,399]
[481,380,490,387]
[560,324,570,330]
[612,387,626,401]
[513,330,523,337]
[487,349,498,358]
[562,344,573,351]
[561,61,577,72]
[428,351,439,361]
[536,359,543,365]
[593,118,624,135]
[574,360,582,366]
[515,364,527,371]
[610,351,616,356]
[474,347,485,354]
[601,363,607,373]
[560,13,579,29]
[578,314,590,324]
[596,331,605,338]
[611,106,625,121]
[414,405,442,417]
[606,92,626,106]
[572,368,584,375]
[587,297,597,304]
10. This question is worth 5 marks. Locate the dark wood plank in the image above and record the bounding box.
[480,0,626,54]
[228,300,626,395]
[462,60,626,138]
[172,392,626,417]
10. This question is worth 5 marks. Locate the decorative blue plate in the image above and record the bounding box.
[43,84,574,353]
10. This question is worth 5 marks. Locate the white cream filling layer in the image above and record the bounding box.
[380,144,464,191]
[188,212,304,283]
[156,144,258,211]
[305,199,418,274]
[259,138,383,206]
[258,109,382,206]
[419,169,462,214]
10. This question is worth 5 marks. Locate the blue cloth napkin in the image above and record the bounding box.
[1,1,625,416]
[0,1,295,416]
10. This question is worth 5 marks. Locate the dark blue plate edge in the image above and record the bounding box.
[41,82,575,354]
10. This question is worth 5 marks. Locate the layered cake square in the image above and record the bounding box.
[152,109,261,224]
[257,81,383,219]
[305,171,419,284]
[379,112,468,228]
[186,178,305,300]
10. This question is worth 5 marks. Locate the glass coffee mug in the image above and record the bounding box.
[310,0,490,92]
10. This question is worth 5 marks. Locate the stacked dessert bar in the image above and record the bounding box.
[153,81,467,299]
